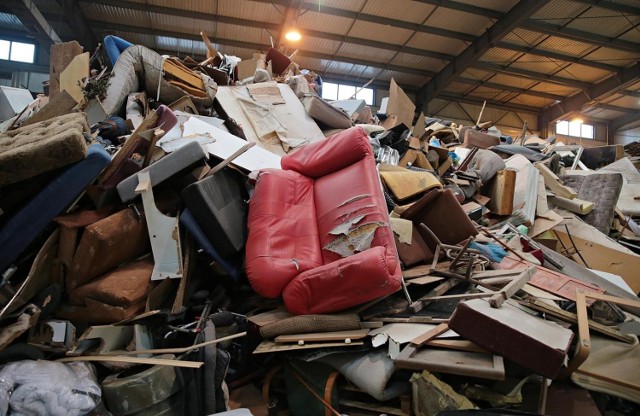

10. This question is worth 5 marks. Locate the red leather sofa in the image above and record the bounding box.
[246,127,402,314]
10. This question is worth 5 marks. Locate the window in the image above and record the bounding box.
[0,39,35,64]
[322,81,374,105]
[555,120,594,139]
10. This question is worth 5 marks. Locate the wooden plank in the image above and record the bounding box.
[488,266,534,308]
[486,170,516,215]
[58,355,203,368]
[535,162,577,199]
[521,298,634,344]
[100,331,246,355]
[411,323,449,346]
[425,339,488,353]
[163,58,205,90]
[22,90,77,126]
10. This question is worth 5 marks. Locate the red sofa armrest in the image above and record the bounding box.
[281,127,372,178]
[282,246,401,315]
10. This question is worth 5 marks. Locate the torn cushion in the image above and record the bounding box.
[0,113,89,186]
[560,173,623,234]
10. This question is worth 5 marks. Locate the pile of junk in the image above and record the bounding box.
[0,35,640,416]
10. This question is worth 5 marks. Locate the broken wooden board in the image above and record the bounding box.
[22,90,77,126]
[59,52,89,105]
[397,344,505,380]
[50,41,83,99]
[554,229,640,294]
[535,162,577,199]
[494,255,604,305]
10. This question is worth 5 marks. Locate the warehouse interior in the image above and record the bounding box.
[0,0,640,415]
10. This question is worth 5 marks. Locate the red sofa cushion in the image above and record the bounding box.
[245,169,322,299]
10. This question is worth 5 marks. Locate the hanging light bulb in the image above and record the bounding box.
[285,27,302,41]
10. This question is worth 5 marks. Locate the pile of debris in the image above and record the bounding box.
[0,36,639,416]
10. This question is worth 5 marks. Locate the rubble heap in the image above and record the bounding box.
[0,37,639,416]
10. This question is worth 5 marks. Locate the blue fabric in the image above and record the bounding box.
[469,241,508,263]
[180,209,241,282]
[103,35,133,66]
[0,144,110,273]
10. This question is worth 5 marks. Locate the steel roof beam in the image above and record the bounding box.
[416,0,550,112]
[411,0,502,19]
[521,20,640,53]
[5,0,62,45]
[620,89,640,98]
[540,62,640,124]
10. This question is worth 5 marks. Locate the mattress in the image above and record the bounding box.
[0,113,89,186]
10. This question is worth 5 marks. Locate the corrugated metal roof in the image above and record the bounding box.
[348,20,414,45]
[468,86,502,99]
[501,28,547,47]
[389,72,430,87]
[485,73,537,89]
[337,42,398,64]
[405,32,467,56]
[619,26,640,43]
[508,59,566,75]
[461,68,493,82]
[125,0,218,13]
[314,0,367,13]
[217,0,282,24]
[566,7,639,38]
[583,47,640,67]
[0,13,25,31]
[554,64,610,83]
[531,0,589,23]
[606,95,640,109]
[481,48,522,65]
[509,95,554,108]
[393,52,447,73]
[215,22,268,46]
[298,9,353,36]
[151,14,215,38]
[536,36,595,58]
[425,7,492,36]
[529,82,580,96]
[447,81,475,95]
[362,0,436,24]
[450,0,519,13]
[83,3,149,24]
[299,36,342,56]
